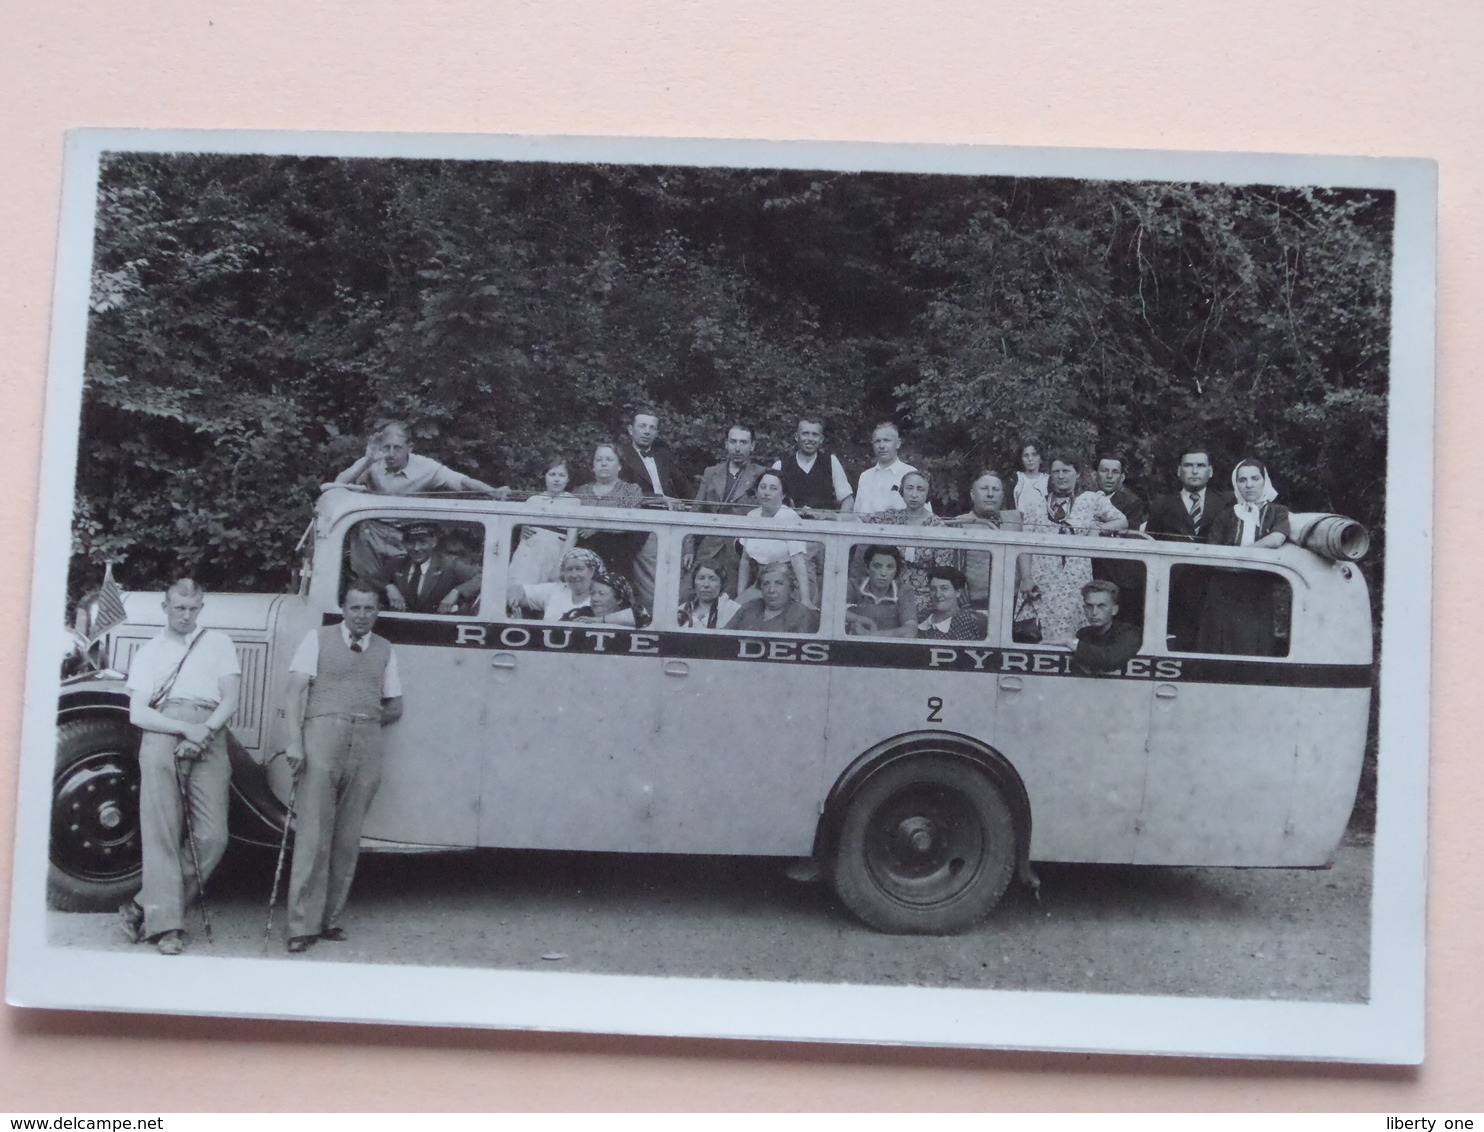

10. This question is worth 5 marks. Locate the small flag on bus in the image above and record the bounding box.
[86,563,127,644]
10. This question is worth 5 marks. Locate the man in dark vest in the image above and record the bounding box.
[771,418,855,513]
[282,584,403,953]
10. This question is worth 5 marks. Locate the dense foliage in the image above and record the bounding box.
[75,153,1394,595]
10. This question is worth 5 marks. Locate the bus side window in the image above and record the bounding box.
[679,533,823,635]
[1012,552,1144,647]
[846,541,990,642]
[1167,564,1291,657]
[342,518,486,616]
[507,522,656,628]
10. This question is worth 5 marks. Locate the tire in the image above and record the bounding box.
[832,755,1017,934]
[48,716,143,912]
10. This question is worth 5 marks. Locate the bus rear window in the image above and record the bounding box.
[1167,564,1291,657]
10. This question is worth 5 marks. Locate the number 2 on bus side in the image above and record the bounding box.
[926,696,944,723]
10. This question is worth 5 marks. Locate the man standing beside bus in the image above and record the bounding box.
[282,584,403,953]
[119,579,241,956]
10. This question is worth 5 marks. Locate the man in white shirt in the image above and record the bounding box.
[853,422,917,517]
[281,584,403,953]
[119,579,241,955]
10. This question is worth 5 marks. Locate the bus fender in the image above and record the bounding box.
[814,729,1034,882]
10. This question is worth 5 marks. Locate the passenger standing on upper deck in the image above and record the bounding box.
[1019,454,1127,642]
[1013,439,1050,514]
[615,409,688,615]
[863,470,961,620]
[736,471,815,609]
[334,420,509,595]
[1095,453,1147,531]
[949,470,1012,611]
[1198,458,1292,656]
[692,424,767,587]
[853,422,918,518]
[1144,448,1231,542]
[772,418,854,514]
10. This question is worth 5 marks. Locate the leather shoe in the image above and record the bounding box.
[155,930,184,956]
[287,935,316,954]
[318,927,348,942]
[118,900,145,944]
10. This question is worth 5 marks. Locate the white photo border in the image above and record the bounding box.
[5,128,1436,1063]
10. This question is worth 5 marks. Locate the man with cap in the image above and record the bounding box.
[118,579,241,956]
[385,522,482,615]
[281,583,403,953]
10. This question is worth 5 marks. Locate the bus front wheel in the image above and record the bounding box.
[832,756,1016,934]
[49,716,143,911]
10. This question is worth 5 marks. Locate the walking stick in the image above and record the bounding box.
[263,767,298,951]
[175,745,213,944]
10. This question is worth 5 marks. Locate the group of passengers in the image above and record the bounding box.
[333,410,1293,657]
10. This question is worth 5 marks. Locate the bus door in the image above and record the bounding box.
[1135,560,1304,865]
[478,515,665,852]
[345,515,489,847]
[994,550,1151,864]
[649,532,832,855]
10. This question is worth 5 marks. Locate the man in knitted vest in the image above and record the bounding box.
[282,584,403,953]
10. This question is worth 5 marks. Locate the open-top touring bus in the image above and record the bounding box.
[51,485,1374,933]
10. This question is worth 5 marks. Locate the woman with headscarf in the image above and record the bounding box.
[1017,453,1127,642]
[562,566,643,628]
[1198,458,1291,655]
[507,547,606,623]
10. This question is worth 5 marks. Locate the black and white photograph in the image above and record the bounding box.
[5,130,1434,1062]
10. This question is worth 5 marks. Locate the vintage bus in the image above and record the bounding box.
[51,486,1374,933]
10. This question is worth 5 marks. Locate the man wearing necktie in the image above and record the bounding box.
[384,521,481,614]
[281,584,403,953]
[616,408,691,614]
[1144,448,1232,542]
[1144,447,1235,648]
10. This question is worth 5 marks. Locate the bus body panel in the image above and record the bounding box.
[652,640,829,855]
[479,644,663,852]
[360,638,484,847]
[1134,684,1370,865]
[995,670,1153,863]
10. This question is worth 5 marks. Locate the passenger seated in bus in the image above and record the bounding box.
[736,471,815,609]
[844,545,917,638]
[507,547,605,622]
[1047,580,1142,674]
[677,560,742,630]
[385,522,482,615]
[561,569,642,628]
[916,566,987,641]
[724,560,820,635]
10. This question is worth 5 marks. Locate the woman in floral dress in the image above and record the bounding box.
[1019,454,1127,641]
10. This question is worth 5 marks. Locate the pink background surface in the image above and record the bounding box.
[1,1,1478,1111]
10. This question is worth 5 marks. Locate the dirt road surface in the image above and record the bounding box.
[47,834,1371,1002]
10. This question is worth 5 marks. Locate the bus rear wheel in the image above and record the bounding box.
[832,756,1016,934]
[49,716,143,911]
